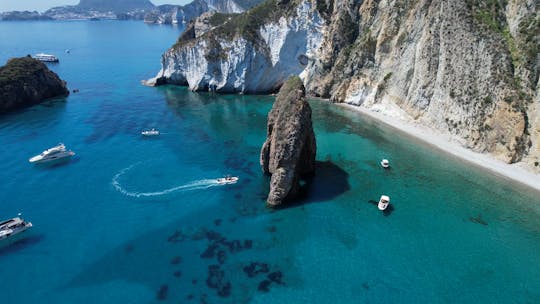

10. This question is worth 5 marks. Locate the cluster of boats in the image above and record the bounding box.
[378,158,391,211]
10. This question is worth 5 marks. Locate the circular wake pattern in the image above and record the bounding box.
[112,163,223,198]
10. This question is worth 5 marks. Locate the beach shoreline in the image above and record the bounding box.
[338,103,540,193]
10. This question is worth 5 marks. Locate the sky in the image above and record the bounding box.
[0,1,192,12]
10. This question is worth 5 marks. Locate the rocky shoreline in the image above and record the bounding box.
[0,56,69,113]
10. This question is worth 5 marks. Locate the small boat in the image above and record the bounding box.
[378,195,390,211]
[141,128,160,136]
[217,175,239,184]
[33,53,59,62]
[0,214,33,241]
[29,143,75,164]
[380,159,390,168]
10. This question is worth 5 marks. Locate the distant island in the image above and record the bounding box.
[0,56,69,113]
[0,0,263,24]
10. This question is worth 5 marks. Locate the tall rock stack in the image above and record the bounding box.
[260,76,316,206]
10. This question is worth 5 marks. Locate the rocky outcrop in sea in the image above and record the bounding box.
[0,56,69,113]
[260,76,316,206]
[151,0,540,169]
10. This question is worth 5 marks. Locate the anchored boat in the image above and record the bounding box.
[33,53,59,62]
[0,214,33,240]
[29,143,75,164]
[378,195,390,211]
[141,128,160,136]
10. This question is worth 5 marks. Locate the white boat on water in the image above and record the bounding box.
[141,128,160,136]
[33,53,59,62]
[29,143,75,164]
[0,214,33,240]
[217,176,239,185]
[378,195,390,211]
[380,159,390,168]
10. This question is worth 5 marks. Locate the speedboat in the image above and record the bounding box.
[141,128,160,136]
[33,53,59,62]
[380,159,390,168]
[217,176,239,184]
[0,214,32,240]
[29,143,75,164]
[378,195,390,211]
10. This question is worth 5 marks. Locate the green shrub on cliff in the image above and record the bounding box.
[0,56,47,86]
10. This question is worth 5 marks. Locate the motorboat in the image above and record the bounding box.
[141,128,160,136]
[380,159,390,168]
[29,143,75,164]
[217,176,239,184]
[378,195,390,211]
[33,53,59,62]
[0,214,32,240]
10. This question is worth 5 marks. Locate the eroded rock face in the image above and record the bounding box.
[260,77,316,206]
[0,56,69,114]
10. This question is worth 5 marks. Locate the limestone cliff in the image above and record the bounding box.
[260,76,316,206]
[151,0,539,168]
[0,56,69,113]
[143,0,262,25]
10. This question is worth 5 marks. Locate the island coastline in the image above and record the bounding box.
[338,103,540,194]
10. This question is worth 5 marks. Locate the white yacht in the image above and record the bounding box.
[141,128,160,136]
[378,195,390,211]
[0,214,33,240]
[29,143,75,164]
[217,176,239,184]
[380,159,390,168]
[33,53,59,62]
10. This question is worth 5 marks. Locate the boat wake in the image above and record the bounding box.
[112,164,224,198]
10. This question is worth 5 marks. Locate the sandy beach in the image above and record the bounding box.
[339,103,540,193]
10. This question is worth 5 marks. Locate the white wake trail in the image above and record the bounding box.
[112,164,222,198]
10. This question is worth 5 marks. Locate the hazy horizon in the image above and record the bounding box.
[0,0,192,12]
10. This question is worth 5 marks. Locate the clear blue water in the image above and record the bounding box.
[1,21,540,303]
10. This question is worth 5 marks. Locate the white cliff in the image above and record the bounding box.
[149,0,324,93]
[150,0,539,169]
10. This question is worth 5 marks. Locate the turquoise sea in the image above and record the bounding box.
[1,21,539,303]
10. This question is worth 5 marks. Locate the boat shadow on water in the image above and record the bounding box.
[0,234,45,256]
[368,200,395,216]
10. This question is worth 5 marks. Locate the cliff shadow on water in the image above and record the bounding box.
[271,160,350,209]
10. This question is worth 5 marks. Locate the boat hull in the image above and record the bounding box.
[217,177,239,184]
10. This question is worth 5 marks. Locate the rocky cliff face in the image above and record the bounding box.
[147,0,324,93]
[0,57,69,113]
[152,0,539,168]
[143,0,261,25]
[260,76,316,206]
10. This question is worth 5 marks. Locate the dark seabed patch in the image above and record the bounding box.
[156,284,168,301]
[469,214,488,226]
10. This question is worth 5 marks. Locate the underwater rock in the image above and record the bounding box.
[267,271,283,285]
[257,280,271,292]
[173,271,182,278]
[260,76,316,206]
[156,284,168,301]
[243,262,270,278]
[170,256,182,264]
[206,265,231,298]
